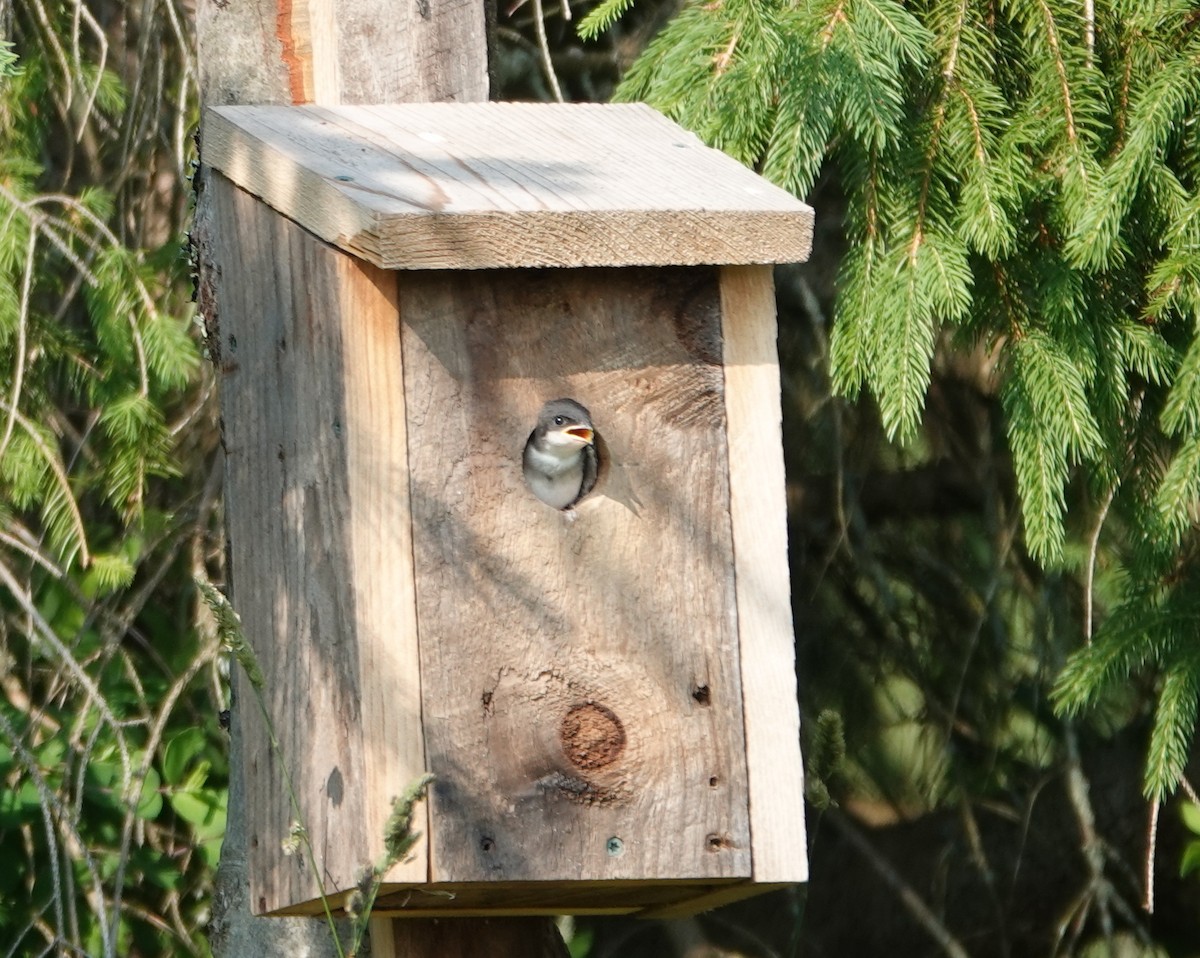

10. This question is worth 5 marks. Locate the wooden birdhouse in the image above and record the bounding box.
[202,102,813,919]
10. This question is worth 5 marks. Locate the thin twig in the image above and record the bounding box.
[1082,0,1095,67]
[0,226,36,461]
[0,528,64,576]
[1083,481,1116,645]
[1143,799,1159,913]
[107,634,220,954]
[829,808,973,958]
[532,0,565,102]
[1181,777,1200,805]
[0,559,127,770]
[0,707,113,955]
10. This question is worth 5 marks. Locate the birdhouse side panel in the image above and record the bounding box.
[398,266,752,887]
[211,176,427,914]
[720,265,808,883]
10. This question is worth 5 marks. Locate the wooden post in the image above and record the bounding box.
[196,0,565,955]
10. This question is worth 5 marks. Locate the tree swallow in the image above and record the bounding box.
[522,398,598,510]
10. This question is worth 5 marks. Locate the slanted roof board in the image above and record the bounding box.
[202,102,815,270]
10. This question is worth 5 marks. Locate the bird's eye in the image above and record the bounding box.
[553,416,565,426]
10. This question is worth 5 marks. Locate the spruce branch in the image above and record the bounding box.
[577,0,636,40]
[1153,436,1200,544]
[1068,50,1200,269]
[0,398,91,566]
[579,0,1200,807]
[1161,333,1200,438]
[1145,647,1200,801]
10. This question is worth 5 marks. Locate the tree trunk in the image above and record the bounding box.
[196,0,563,953]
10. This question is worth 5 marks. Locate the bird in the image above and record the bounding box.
[522,398,598,510]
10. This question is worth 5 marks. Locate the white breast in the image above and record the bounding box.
[525,445,584,509]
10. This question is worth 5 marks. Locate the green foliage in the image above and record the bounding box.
[804,708,846,810]
[594,0,1200,803]
[1182,802,1200,878]
[578,0,639,40]
[346,773,435,954]
[0,40,19,77]
[198,577,264,689]
[0,0,217,953]
[378,772,435,869]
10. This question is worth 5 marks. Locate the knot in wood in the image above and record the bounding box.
[559,703,625,771]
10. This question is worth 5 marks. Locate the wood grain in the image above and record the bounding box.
[197,0,487,107]
[201,103,815,269]
[720,265,808,883]
[274,878,754,917]
[212,174,427,914]
[398,266,753,887]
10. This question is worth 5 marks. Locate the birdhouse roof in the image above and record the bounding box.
[202,102,814,270]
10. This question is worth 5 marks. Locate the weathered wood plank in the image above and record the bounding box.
[290,0,487,105]
[273,877,757,917]
[720,265,808,883]
[197,0,487,107]
[398,266,753,886]
[212,174,427,914]
[637,881,796,919]
[201,103,815,270]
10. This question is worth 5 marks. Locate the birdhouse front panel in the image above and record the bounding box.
[396,265,751,885]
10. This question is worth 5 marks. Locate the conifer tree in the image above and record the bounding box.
[1,1,220,953]
[584,0,1200,803]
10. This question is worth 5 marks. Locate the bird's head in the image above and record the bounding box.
[537,398,595,450]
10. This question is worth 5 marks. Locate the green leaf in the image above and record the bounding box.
[162,728,210,786]
[37,736,67,771]
[169,787,226,835]
[0,778,42,825]
[128,847,183,891]
[566,927,595,958]
[1181,841,1200,878]
[136,767,164,820]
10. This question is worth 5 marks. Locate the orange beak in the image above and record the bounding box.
[565,426,594,444]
